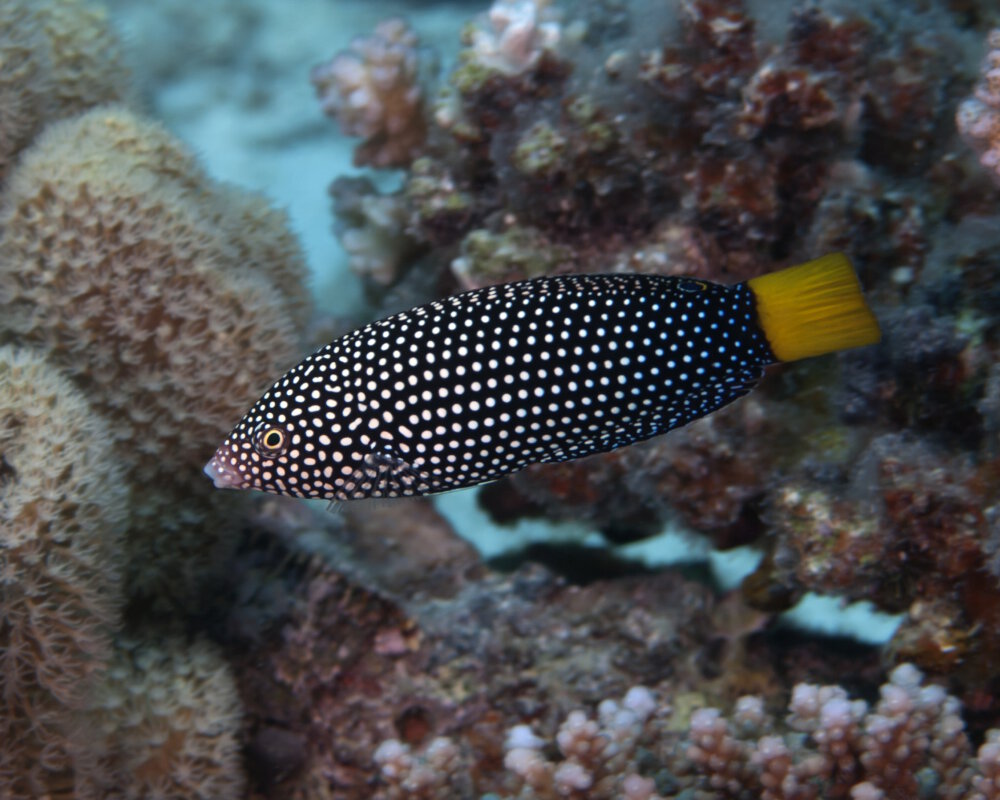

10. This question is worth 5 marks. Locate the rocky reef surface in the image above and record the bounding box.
[3,0,1000,797]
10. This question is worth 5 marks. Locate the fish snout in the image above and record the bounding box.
[203,452,243,490]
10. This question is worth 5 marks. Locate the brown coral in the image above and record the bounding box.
[0,106,309,611]
[0,106,307,484]
[77,635,245,800]
[745,432,1000,694]
[685,664,996,800]
[0,346,127,796]
[311,18,428,168]
[0,0,130,184]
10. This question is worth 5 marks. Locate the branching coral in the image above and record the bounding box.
[311,17,427,168]
[461,0,561,77]
[330,175,424,287]
[373,737,469,800]
[327,0,953,316]
[366,663,1000,798]
[0,0,130,184]
[957,29,1000,183]
[0,346,127,796]
[500,686,663,799]
[686,664,1000,799]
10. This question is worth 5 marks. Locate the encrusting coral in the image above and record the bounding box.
[0,0,130,184]
[0,105,309,612]
[0,346,127,796]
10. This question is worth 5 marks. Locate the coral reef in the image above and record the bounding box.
[0,0,130,184]
[958,29,1000,183]
[363,657,1000,799]
[8,0,1000,796]
[0,346,127,795]
[200,495,1000,793]
[311,17,428,168]
[222,497,728,798]
[273,8,1000,795]
[684,663,1000,799]
[319,0,995,304]
[307,0,1000,713]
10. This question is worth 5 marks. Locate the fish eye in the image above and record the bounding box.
[253,423,288,457]
[678,279,708,292]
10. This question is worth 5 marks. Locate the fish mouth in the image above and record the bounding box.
[203,453,242,490]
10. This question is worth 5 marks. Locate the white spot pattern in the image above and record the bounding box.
[209,274,772,500]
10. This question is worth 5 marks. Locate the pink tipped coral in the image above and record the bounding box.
[464,0,561,76]
[957,29,1000,183]
[686,663,994,799]
[311,18,426,168]
[498,686,666,799]
[973,731,1000,800]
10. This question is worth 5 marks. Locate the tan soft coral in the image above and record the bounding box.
[0,346,127,796]
[76,635,245,800]
[0,106,309,611]
[0,0,130,183]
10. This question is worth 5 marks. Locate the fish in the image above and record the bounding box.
[204,253,879,500]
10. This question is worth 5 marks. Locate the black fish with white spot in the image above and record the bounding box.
[205,253,879,500]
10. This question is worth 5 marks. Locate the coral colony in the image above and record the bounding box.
[958,30,1000,184]
[3,0,1000,798]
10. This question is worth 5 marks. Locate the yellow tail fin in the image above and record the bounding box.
[746,253,881,362]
